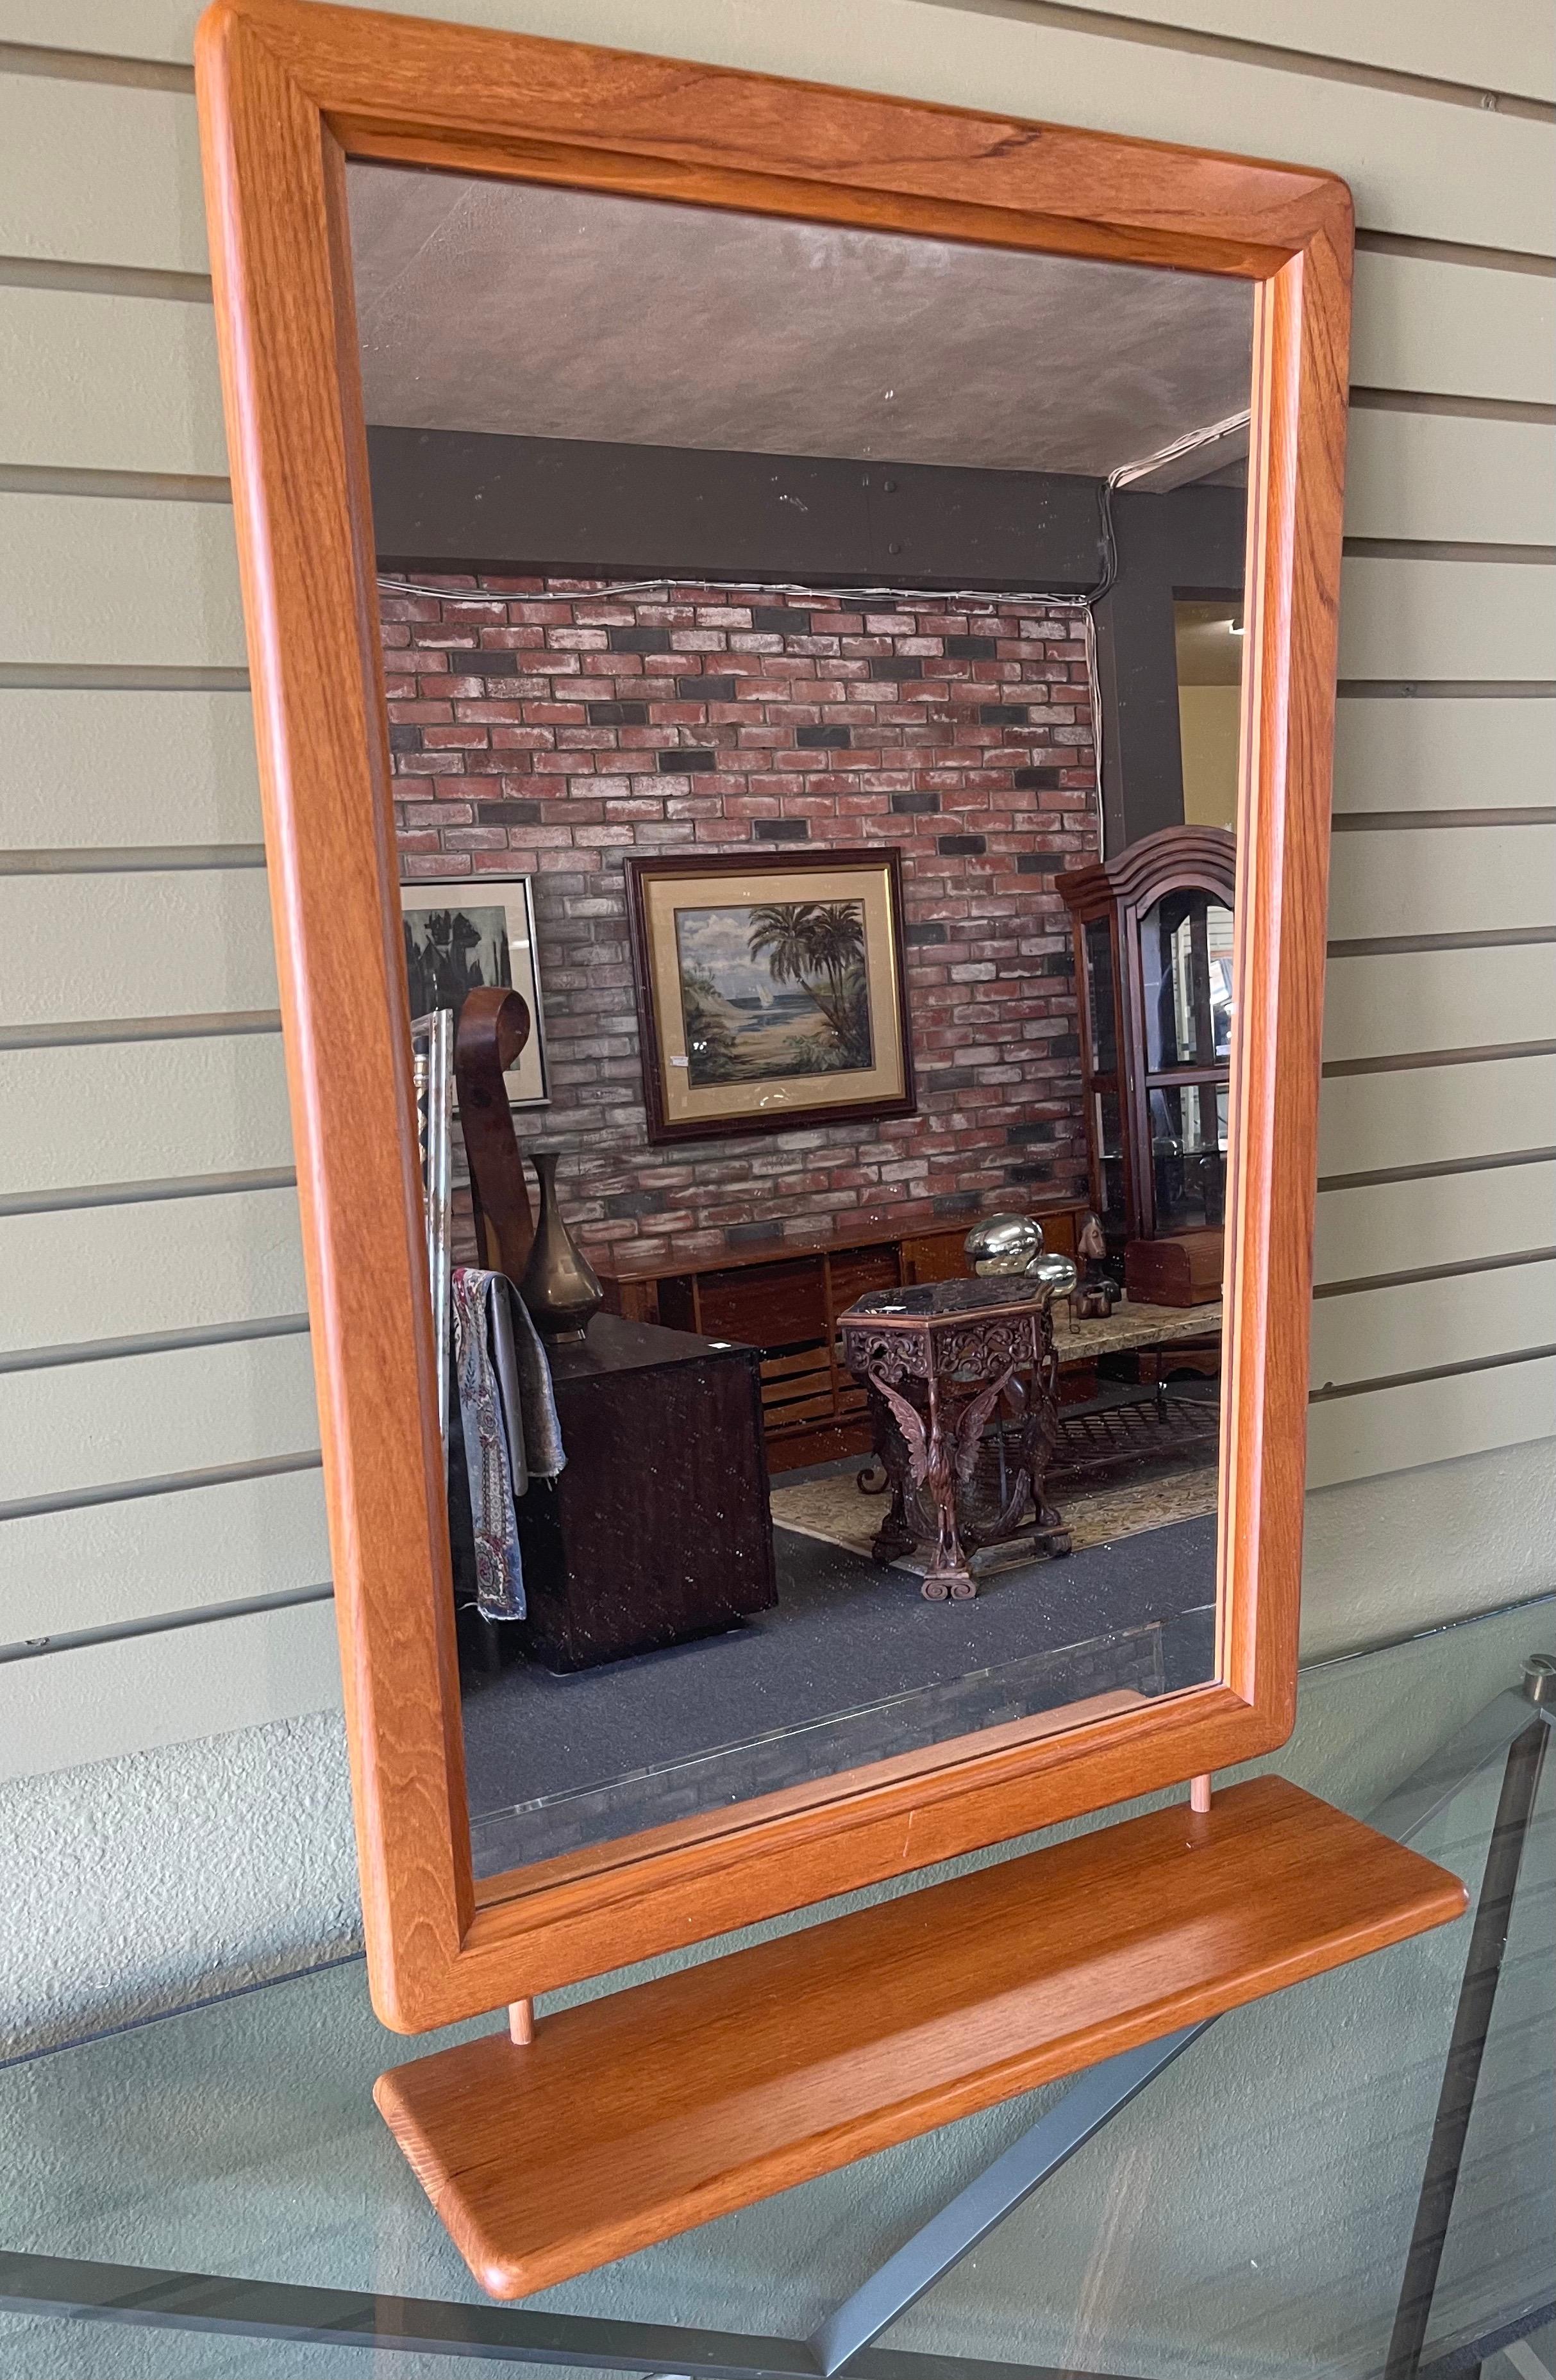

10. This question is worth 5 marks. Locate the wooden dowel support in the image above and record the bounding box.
[508,1999,535,2046]
[1191,1772,1213,1813]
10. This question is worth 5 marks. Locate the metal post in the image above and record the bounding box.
[1382,1670,1552,2380]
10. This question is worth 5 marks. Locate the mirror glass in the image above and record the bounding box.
[345,168,1253,1885]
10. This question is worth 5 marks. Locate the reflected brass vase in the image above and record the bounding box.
[519,1150,603,1344]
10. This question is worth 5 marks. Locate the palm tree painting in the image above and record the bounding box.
[675,899,874,1087]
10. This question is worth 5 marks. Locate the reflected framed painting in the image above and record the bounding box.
[399,872,549,1108]
[624,849,915,1142]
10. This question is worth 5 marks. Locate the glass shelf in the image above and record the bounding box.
[1,1597,1550,2380]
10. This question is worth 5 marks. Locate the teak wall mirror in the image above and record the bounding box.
[196,0,1467,2298]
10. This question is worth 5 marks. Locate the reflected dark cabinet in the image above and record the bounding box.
[1057,826,1236,1246]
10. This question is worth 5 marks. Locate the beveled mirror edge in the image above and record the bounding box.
[194,0,1352,2033]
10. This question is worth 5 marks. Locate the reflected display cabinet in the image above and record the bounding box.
[1057,827,1237,1247]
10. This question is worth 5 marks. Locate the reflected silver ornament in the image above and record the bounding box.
[1023,1249,1078,1306]
[964,1212,1045,1276]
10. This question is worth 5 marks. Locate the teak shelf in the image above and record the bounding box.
[376,1776,1466,2297]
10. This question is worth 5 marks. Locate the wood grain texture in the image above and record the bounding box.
[194,0,1351,2031]
[376,1774,1467,2298]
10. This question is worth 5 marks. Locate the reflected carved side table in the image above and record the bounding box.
[838,1277,1071,1601]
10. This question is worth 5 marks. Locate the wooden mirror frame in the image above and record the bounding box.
[195,0,1351,2034]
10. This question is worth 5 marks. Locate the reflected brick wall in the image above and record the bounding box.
[383,575,1098,1263]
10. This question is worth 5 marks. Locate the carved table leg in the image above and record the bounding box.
[864,1384,917,1566]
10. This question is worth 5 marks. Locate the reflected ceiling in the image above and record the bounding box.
[349,165,1255,479]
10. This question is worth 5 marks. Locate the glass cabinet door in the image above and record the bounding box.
[1140,891,1234,1072]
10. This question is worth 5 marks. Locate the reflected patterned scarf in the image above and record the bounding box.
[449,1267,565,1621]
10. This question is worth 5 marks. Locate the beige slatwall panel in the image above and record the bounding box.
[3,17,1553,254]
[1351,253,1556,408]
[2,1190,305,1351]
[1308,1360,1556,1492]
[0,492,246,670]
[1324,944,1556,1066]
[1344,412,1556,544]
[1032,0,1556,99]
[0,689,260,847]
[16,0,1552,97]
[0,1335,318,1506]
[1328,828,1556,942]
[0,1603,341,1785]
[1314,1163,1556,1289]
[1,0,1552,1767]
[0,1040,288,1197]
[0,285,226,478]
[0,870,275,1019]
[1333,701,1555,816]
[1,1468,329,1647]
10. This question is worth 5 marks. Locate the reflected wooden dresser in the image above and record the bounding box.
[596,1204,1087,1472]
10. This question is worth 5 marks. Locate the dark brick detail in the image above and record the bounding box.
[1016,849,1073,874]
[474,649,524,675]
[587,699,649,726]
[937,833,986,856]
[796,725,851,749]
[751,607,812,635]
[1007,1119,1057,1144]
[478,799,543,825]
[928,1067,978,1092]
[1041,951,1076,978]
[904,921,949,946]
[679,674,737,702]
[609,626,672,653]
[1048,1032,1081,1060]
[1005,1161,1055,1185]
[656,748,718,774]
[387,723,421,753]
[932,1192,980,1217]
[753,818,810,841]
[604,1189,667,1218]
[870,654,922,679]
[890,790,939,814]
[1014,765,1067,790]
[980,704,1030,726]
[726,1220,785,1246]
[947,635,998,659]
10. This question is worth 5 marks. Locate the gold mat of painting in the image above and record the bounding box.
[770,1458,1218,1576]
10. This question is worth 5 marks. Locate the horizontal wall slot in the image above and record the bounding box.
[0,1580,333,1667]
[0,846,265,876]
[0,1449,323,1527]
[1341,538,1556,565]
[1337,681,1556,700]
[1330,811,1556,832]
[1314,1245,1556,1301]
[0,1164,296,1219]
[0,665,249,692]
[1318,1145,1556,1197]
[0,39,193,92]
[0,1313,310,1378]
[0,463,231,504]
[1310,1341,1556,1404]
[1328,927,1556,960]
[1348,388,1556,427]
[1323,1038,1556,1079]
[1354,231,1556,278]
[0,253,213,303]
[0,1012,281,1054]
[967,4,1556,120]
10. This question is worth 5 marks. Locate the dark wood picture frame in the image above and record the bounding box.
[624,846,917,1145]
[195,0,1355,2040]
